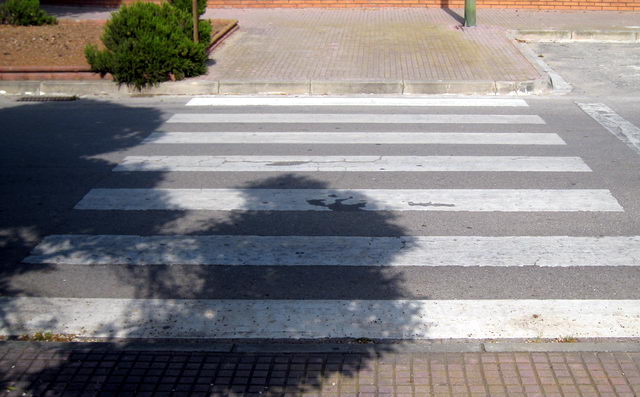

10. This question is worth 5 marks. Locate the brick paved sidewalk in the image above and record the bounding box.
[196,9,540,83]
[192,8,640,85]
[2,342,640,397]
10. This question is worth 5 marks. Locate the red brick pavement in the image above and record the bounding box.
[195,9,541,82]
[1,343,640,396]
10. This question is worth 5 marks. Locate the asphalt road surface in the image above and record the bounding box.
[1,95,640,340]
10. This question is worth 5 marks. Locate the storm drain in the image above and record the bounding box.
[16,96,78,102]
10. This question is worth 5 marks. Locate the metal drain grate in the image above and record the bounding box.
[16,96,78,102]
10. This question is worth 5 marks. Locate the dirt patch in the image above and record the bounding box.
[0,20,103,67]
[0,19,237,68]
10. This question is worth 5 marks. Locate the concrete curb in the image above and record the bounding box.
[0,341,234,352]
[507,30,571,95]
[207,19,239,53]
[0,78,549,97]
[235,343,485,354]
[484,342,640,353]
[2,340,640,353]
[514,29,640,43]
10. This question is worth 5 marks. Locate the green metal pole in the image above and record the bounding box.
[464,0,476,27]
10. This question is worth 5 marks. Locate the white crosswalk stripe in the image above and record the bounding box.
[186,97,530,107]
[2,298,639,339]
[25,235,640,267]
[16,98,640,340]
[74,188,623,212]
[114,155,591,172]
[167,113,546,124]
[143,132,566,145]
[578,102,640,156]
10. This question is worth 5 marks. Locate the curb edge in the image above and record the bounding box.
[2,340,640,354]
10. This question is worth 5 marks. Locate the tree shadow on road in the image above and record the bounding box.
[0,99,425,396]
[0,98,166,337]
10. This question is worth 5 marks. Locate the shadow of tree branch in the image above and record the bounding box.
[0,99,424,395]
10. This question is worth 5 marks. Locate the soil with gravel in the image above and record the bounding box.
[0,20,104,67]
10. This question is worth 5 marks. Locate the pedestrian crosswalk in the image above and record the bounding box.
[9,96,640,341]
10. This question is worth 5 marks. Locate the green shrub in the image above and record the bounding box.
[0,0,57,26]
[170,0,207,16]
[85,2,212,89]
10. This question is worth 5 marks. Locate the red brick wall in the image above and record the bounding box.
[41,0,640,10]
[210,0,639,7]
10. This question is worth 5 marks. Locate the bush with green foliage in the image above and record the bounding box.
[85,2,211,89]
[0,0,57,26]
[170,0,207,16]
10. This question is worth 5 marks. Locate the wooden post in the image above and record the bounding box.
[192,0,199,43]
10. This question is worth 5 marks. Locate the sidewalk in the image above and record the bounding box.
[193,9,543,95]
[4,7,636,96]
[2,341,640,396]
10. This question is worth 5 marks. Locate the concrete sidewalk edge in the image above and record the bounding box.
[2,341,639,353]
[0,77,551,97]
[507,31,573,95]
[514,29,640,43]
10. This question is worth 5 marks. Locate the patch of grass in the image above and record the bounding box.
[526,336,579,343]
[555,336,578,343]
[19,331,76,342]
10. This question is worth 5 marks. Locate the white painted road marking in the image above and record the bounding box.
[577,102,640,156]
[143,132,566,145]
[2,298,639,339]
[186,97,529,107]
[74,188,623,212]
[25,235,640,267]
[166,113,546,124]
[114,156,591,173]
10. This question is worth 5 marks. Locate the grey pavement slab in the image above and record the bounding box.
[529,42,640,97]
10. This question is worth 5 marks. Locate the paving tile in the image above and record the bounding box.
[4,346,640,396]
[195,9,540,85]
